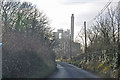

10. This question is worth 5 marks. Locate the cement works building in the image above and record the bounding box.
[53,29,82,59]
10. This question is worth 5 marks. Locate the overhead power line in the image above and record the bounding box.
[75,0,113,42]
[88,0,113,24]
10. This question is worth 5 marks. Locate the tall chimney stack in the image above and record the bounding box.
[71,14,74,41]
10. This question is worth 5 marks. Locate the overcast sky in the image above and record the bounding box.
[21,0,119,39]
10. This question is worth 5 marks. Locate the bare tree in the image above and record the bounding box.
[2,1,56,78]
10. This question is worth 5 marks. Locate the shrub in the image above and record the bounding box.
[2,31,56,78]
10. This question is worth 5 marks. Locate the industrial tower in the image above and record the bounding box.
[71,14,74,42]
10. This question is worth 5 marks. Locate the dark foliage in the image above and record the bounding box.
[1,1,56,78]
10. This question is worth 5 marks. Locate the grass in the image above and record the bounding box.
[64,58,118,78]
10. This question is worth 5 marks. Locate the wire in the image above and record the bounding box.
[75,0,113,42]
[88,0,113,24]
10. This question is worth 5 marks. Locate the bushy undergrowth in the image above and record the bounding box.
[66,54,118,78]
[1,1,57,78]
[2,31,56,78]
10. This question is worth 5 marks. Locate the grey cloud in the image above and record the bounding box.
[58,0,97,5]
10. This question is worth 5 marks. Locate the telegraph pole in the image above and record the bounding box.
[84,21,87,62]
[69,35,72,60]
[69,14,74,61]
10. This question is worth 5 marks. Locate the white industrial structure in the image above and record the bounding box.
[71,14,74,42]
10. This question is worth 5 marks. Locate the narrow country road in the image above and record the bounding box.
[50,62,99,78]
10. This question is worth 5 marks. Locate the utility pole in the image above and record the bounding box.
[84,21,87,62]
[69,14,74,61]
[69,35,72,60]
